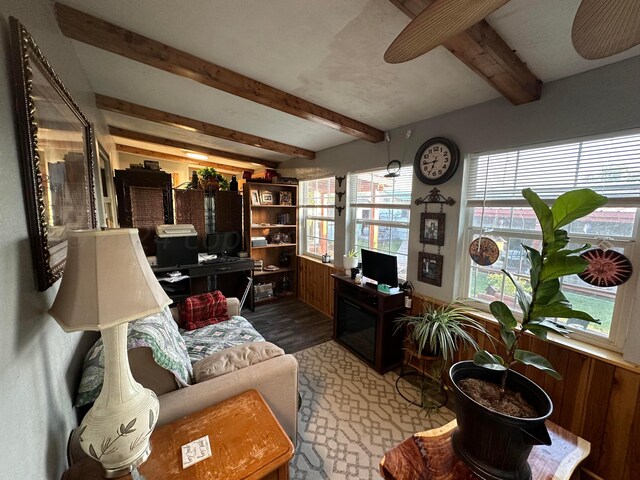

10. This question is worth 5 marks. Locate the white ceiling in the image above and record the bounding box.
[60,0,640,167]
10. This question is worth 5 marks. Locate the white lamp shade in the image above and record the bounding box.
[49,229,171,331]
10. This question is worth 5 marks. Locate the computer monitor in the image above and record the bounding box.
[207,231,241,256]
[361,249,398,287]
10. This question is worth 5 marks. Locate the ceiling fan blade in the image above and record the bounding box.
[384,0,510,64]
[572,0,640,59]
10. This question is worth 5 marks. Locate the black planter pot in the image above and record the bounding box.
[449,361,553,480]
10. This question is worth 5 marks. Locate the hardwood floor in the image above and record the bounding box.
[242,297,333,353]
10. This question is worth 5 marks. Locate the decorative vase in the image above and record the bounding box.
[279,250,290,267]
[449,361,553,480]
[205,179,219,191]
[229,175,238,191]
[343,255,358,271]
[281,275,291,292]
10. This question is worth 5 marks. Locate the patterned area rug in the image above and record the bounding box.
[291,341,455,479]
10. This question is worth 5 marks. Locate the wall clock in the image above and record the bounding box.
[414,137,460,184]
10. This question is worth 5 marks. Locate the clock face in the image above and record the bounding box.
[414,137,460,184]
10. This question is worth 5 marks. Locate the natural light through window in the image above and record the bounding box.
[299,177,335,259]
[464,132,640,348]
[348,166,412,280]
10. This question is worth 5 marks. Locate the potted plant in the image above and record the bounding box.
[198,167,229,191]
[343,248,359,271]
[395,302,489,407]
[450,188,607,480]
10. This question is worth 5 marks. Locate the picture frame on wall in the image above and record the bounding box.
[251,190,261,205]
[279,191,292,206]
[420,212,445,246]
[10,17,97,291]
[418,252,443,287]
[260,190,274,205]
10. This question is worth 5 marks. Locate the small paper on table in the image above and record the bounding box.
[181,435,212,469]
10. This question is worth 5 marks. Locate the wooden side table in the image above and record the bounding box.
[380,419,590,480]
[63,389,294,480]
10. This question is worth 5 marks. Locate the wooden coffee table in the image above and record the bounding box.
[62,389,294,480]
[380,419,590,480]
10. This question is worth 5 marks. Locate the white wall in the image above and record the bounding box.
[0,1,109,477]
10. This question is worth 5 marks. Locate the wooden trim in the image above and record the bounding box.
[388,0,542,105]
[114,144,251,174]
[55,3,384,142]
[109,126,278,169]
[97,94,315,159]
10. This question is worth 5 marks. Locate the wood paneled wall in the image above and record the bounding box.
[297,256,340,318]
[410,295,640,480]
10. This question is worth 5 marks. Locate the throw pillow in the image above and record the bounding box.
[181,291,230,330]
[193,341,284,382]
[75,306,193,407]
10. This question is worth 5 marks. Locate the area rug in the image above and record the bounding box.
[291,340,455,479]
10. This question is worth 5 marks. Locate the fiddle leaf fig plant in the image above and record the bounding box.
[473,188,607,390]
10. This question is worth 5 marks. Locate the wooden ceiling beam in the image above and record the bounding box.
[54,3,384,143]
[97,94,315,159]
[115,144,251,174]
[109,127,278,169]
[389,0,542,105]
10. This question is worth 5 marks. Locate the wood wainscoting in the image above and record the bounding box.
[410,295,640,480]
[297,256,340,318]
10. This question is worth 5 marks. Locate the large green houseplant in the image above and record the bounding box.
[450,187,607,480]
[198,167,229,191]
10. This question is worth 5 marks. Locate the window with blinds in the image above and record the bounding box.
[299,177,335,259]
[463,131,640,350]
[348,166,413,280]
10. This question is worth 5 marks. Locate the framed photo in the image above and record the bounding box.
[279,191,293,206]
[10,18,97,291]
[260,190,274,205]
[418,252,443,287]
[251,190,261,205]
[420,212,445,246]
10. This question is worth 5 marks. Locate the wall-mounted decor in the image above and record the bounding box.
[279,191,292,206]
[414,137,460,185]
[420,212,445,246]
[10,17,97,291]
[260,190,274,205]
[336,176,345,188]
[469,237,500,266]
[418,252,443,287]
[578,248,633,287]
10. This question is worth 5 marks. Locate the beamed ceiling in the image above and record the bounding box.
[54,0,640,172]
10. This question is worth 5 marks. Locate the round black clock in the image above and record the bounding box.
[414,137,460,184]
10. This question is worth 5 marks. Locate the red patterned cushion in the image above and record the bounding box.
[180,291,230,331]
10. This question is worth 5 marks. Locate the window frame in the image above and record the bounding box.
[298,177,336,260]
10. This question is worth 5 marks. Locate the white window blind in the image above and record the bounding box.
[468,132,640,206]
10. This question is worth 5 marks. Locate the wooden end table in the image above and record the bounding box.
[62,389,293,480]
[380,419,590,480]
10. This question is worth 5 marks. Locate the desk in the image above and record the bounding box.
[153,258,254,310]
[62,389,293,480]
[380,419,590,480]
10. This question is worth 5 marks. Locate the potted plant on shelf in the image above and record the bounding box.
[450,188,607,480]
[198,167,229,191]
[343,248,359,272]
[394,302,489,408]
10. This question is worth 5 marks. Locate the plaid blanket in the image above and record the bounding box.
[181,291,230,330]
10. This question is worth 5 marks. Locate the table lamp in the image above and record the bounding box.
[49,229,171,477]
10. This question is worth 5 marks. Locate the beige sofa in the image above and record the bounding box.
[69,299,298,463]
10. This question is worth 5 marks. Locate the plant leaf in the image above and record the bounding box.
[523,245,542,288]
[514,350,562,379]
[522,324,548,341]
[546,229,570,255]
[551,189,608,229]
[489,301,517,329]
[500,325,517,350]
[524,319,569,336]
[533,305,600,323]
[534,279,561,306]
[503,269,531,314]
[523,188,554,241]
[540,253,588,282]
[473,350,507,370]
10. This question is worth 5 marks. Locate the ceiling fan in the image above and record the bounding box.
[384,0,640,63]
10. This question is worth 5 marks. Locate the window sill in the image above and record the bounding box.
[415,293,640,374]
[298,254,337,269]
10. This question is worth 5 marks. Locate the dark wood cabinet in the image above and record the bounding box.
[332,274,405,374]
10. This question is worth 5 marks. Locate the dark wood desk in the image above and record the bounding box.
[62,390,293,480]
[153,258,255,310]
[380,419,590,480]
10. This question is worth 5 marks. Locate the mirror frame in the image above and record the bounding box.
[10,17,97,291]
